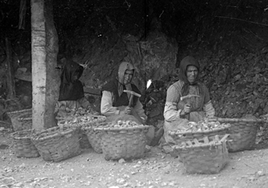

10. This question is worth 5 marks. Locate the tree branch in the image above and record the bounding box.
[215,16,268,27]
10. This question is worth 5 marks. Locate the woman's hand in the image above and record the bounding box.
[118,106,132,115]
[124,106,132,115]
[182,104,191,114]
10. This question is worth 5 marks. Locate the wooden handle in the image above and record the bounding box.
[128,95,133,107]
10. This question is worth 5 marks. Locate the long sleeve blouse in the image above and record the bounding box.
[164,80,215,122]
[101,90,147,121]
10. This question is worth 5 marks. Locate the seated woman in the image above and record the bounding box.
[163,56,215,144]
[55,59,94,118]
[101,61,163,146]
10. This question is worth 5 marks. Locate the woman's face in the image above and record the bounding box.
[186,65,198,84]
[123,69,134,84]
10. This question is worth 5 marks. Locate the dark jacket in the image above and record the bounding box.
[58,60,84,101]
[101,79,141,108]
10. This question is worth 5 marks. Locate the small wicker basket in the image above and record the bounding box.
[216,117,260,152]
[173,134,229,174]
[95,125,150,161]
[11,130,40,158]
[17,112,32,130]
[0,120,12,129]
[31,126,81,162]
[7,109,32,131]
[168,125,230,145]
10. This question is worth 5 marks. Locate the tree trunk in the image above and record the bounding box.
[31,0,59,132]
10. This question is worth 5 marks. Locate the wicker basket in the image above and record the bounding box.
[168,125,230,145]
[7,109,32,131]
[31,126,81,162]
[173,134,229,174]
[57,119,91,149]
[17,112,32,130]
[95,125,150,160]
[217,117,260,152]
[0,120,12,129]
[11,130,40,158]
[84,127,103,153]
[82,115,107,153]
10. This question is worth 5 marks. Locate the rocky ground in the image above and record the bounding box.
[1,1,268,188]
[1,130,268,188]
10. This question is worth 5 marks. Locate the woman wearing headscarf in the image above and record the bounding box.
[101,61,163,146]
[101,61,147,123]
[163,56,215,143]
[55,59,91,117]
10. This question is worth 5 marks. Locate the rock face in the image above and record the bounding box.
[1,1,268,124]
[79,31,178,94]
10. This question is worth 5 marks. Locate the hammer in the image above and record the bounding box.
[180,94,200,115]
[123,90,141,107]
[180,94,200,120]
[180,94,200,101]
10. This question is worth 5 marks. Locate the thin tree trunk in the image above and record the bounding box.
[31,0,59,132]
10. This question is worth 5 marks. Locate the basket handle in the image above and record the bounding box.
[219,134,230,142]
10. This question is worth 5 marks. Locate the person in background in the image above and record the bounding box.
[163,56,215,144]
[101,61,163,146]
[55,59,93,118]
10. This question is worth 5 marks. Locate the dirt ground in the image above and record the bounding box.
[1,131,268,188]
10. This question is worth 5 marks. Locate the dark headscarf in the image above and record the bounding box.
[58,60,84,101]
[179,56,201,96]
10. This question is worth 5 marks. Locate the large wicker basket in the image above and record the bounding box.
[82,115,107,153]
[173,134,229,174]
[168,125,230,145]
[31,126,81,162]
[7,109,32,131]
[57,118,91,149]
[95,125,150,161]
[11,130,40,158]
[216,117,261,152]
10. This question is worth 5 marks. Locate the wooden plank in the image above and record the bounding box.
[5,38,16,99]
[84,87,101,95]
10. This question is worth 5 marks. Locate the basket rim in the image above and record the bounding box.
[168,125,230,136]
[173,134,229,149]
[31,126,78,141]
[18,117,32,121]
[57,114,106,120]
[0,120,11,125]
[173,141,223,150]
[81,121,110,129]
[11,129,33,139]
[6,108,31,115]
[216,117,264,123]
[93,124,150,131]
[58,123,83,128]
